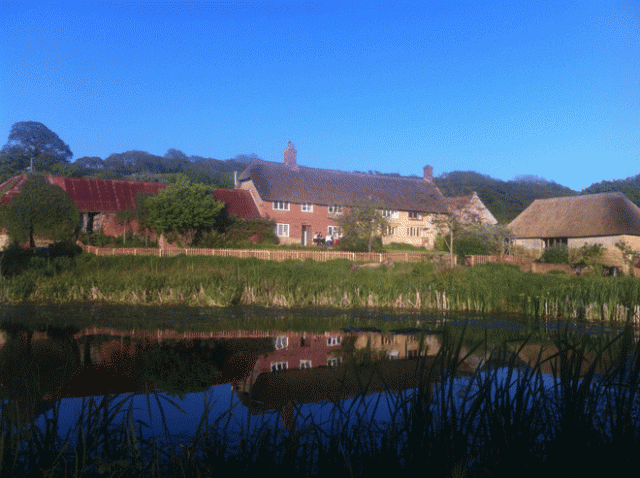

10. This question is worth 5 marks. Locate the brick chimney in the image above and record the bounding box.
[284,141,298,170]
[423,165,433,182]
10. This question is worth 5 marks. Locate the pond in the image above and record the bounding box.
[1,304,639,476]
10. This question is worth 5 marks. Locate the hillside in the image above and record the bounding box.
[434,171,578,224]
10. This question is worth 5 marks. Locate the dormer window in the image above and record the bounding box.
[408,211,422,220]
[301,203,313,212]
[382,209,399,219]
[328,205,343,215]
[273,201,290,211]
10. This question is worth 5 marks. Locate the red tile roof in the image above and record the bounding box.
[213,188,261,219]
[0,174,167,211]
[1,175,259,219]
[47,176,167,211]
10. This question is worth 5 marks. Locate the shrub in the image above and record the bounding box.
[336,236,385,252]
[540,244,568,264]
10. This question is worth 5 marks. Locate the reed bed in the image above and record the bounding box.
[2,325,640,477]
[2,255,640,322]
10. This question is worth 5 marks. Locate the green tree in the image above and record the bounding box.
[145,177,224,246]
[434,214,460,266]
[0,175,79,248]
[337,202,389,253]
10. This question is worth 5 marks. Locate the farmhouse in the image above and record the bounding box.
[0,174,260,247]
[237,142,450,248]
[508,192,640,263]
[445,192,497,226]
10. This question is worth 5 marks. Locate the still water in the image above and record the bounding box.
[0,303,633,443]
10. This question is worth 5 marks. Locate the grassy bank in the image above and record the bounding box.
[1,326,639,477]
[1,252,640,321]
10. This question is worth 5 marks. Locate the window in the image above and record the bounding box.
[328,205,343,215]
[271,361,288,372]
[543,237,568,248]
[385,226,396,236]
[327,357,343,367]
[383,336,394,345]
[273,201,290,211]
[382,209,399,219]
[328,226,342,237]
[274,223,289,237]
[408,349,419,358]
[301,203,313,212]
[327,336,341,346]
[408,211,422,220]
[407,227,420,237]
[300,360,312,369]
[274,336,288,350]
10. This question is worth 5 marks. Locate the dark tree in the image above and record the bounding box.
[164,148,189,161]
[1,122,73,166]
[74,156,105,169]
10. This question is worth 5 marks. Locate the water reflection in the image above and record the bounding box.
[0,319,633,435]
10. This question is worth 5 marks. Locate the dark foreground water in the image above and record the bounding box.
[0,303,636,447]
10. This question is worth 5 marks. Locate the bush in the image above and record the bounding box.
[336,236,385,252]
[540,244,568,264]
[454,234,491,259]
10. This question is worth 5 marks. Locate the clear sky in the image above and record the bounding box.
[1,0,638,191]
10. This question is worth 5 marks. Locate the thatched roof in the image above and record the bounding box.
[238,160,449,214]
[509,192,640,238]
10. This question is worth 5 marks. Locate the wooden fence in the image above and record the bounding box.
[464,254,533,267]
[77,241,453,264]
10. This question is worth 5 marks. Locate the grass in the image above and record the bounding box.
[1,324,640,477]
[2,251,640,322]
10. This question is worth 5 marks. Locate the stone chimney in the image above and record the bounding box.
[423,165,433,182]
[284,141,298,170]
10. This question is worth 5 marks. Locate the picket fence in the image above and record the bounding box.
[76,241,456,264]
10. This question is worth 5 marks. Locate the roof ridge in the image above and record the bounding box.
[254,158,427,182]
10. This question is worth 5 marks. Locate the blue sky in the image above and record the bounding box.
[1,0,638,191]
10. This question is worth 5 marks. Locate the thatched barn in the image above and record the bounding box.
[508,192,640,263]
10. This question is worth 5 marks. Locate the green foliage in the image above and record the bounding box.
[540,244,569,263]
[221,217,279,246]
[0,175,79,247]
[336,235,385,252]
[145,177,224,244]
[453,224,514,258]
[434,170,577,223]
[570,243,605,266]
[337,201,389,252]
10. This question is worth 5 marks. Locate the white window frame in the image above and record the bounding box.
[328,226,342,237]
[408,211,422,220]
[328,205,343,215]
[407,227,420,237]
[300,360,312,369]
[301,203,313,212]
[274,336,288,350]
[382,209,399,219]
[327,336,341,346]
[273,201,290,211]
[271,361,288,372]
[274,223,289,237]
[385,226,396,236]
[327,357,342,367]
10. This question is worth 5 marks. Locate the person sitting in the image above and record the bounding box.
[325,234,333,246]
